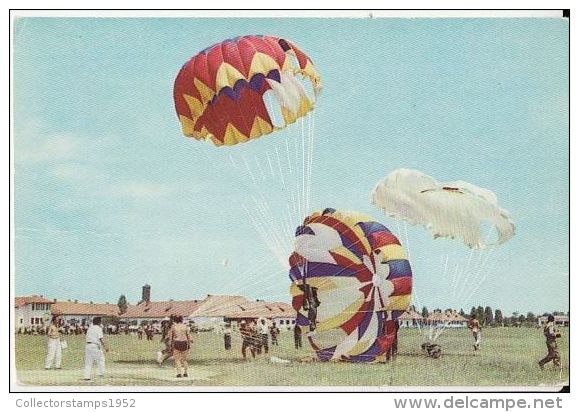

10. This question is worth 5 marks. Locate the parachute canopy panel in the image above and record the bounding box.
[289,209,412,363]
[371,169,515,249]
[173,35,321,146]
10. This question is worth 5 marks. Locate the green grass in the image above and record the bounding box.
[15,327,569,387]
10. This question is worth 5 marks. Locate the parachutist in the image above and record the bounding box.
[421,343,442,359]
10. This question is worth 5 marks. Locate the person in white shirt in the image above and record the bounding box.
[256,318,269,355]
[83,317,109,380]
[45,316,62,369]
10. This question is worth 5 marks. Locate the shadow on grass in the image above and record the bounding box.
[395,352,478,358]
[113,358,251,366]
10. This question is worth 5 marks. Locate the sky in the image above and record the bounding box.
[13,17,569,315]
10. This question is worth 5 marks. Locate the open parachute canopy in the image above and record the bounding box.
[289,208,412,362]
[173,35,321,146]
[371,169,515,249]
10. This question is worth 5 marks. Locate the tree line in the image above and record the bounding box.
[410,305,569,327]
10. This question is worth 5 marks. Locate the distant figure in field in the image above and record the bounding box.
[386,320,401,360]
[157,316,174,365]
[223,322,232,350]
[293,323,302,349]
[83,317,109,380]
[240,320,256,360]
[257,318,269,355]
[45,316,62,370]
[170,315,192,378]
[539,314,561,370]
[145,324,154,341]
[270,321,280,346]
[137,325,144,340]
[468,316,482,350]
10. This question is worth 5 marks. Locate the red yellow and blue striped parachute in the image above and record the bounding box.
[289,208,413,362]
[173,35,321,146]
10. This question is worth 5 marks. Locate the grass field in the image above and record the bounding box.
[15,327,569,388]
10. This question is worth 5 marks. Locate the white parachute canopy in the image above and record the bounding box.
[371,169,515,249]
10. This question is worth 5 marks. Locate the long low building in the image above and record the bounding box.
[15,285,297,331]
[51,301,120,326]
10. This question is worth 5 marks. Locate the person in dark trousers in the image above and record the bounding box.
[240,321,256,360]
[293,323,302,349]
[300,284,320,331]
[270,321,280,346]
[157,316,174,366]
[539,314,561,370]
[257,318,269,355]
[223,322,232,350]
[386,320,401,360]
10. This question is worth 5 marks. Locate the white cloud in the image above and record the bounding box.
[15,133,82,165]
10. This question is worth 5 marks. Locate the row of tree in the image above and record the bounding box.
[412,305,569,327]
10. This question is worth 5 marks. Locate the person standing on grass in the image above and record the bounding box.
[257,318,269,355]
[539,314,561,370]
[240,320,256,360]
[223,322,232,350]
[270,321,280,346]
[170,315,192,378]
[293,323,302,349]
[157,316,174,365]
[83,317,108,380]
[45,316,62,370]
[468,315,482,350]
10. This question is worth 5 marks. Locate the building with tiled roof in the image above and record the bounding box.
[51,301,120,325]
[223,300,297,329]
[120,299,203,324]
[14,295,54,330]
[426,310,468,328]
[398,310,424,328]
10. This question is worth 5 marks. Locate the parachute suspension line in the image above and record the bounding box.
[239,154,291,268]
[460,245,496,310]
[305,111,315,214]
[253,194,291,264]
[302,112,308,213]
[454,247,477,304]
[451,263,460,300]
[255,155,267,181]
[456,247,484,303]
[274,147,286,187]
[285,135,292,176]
[242,155,258,186]
[243,202,287,268]
[219,255,278,293]
[443,254,450,288]
[456,224,498,307]
[403,221,412,260]
[266,151,275,178]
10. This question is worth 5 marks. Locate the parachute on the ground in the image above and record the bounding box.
[371,169,515,249]
[289,208,412,362]
[173,35,321,146]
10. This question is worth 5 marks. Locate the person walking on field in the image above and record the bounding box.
[293,323,302,349]
[157,317,174,365]
[270,321,280,346]
[223,322,232,350]
[170,316,192,378]
[45,316,62,370]
[257,318,269,355]
[83,317,109,380]
[539,314,561,370]
[468,315,482,350]
[240,320,256,360]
